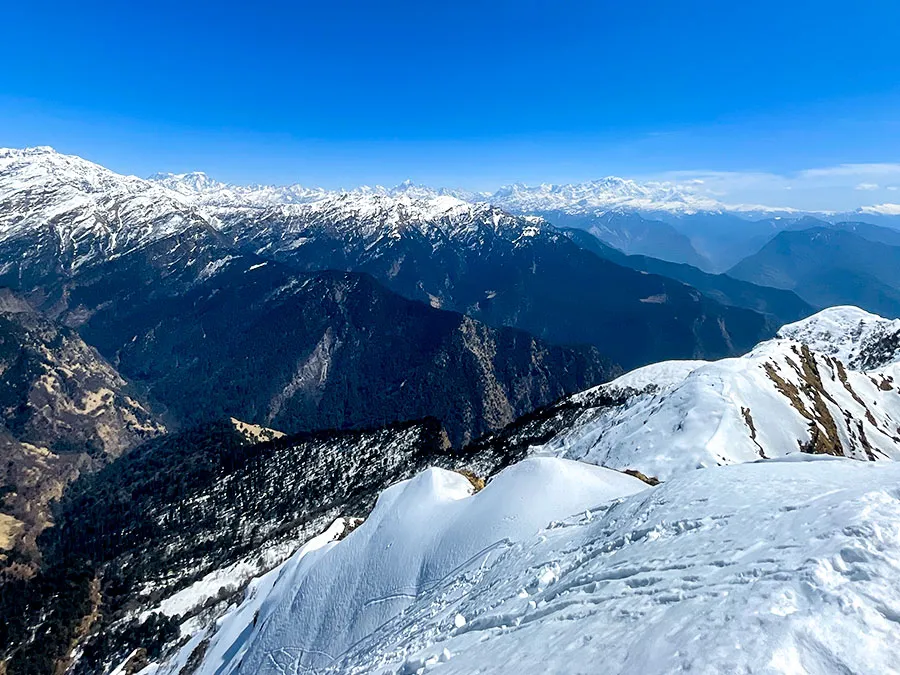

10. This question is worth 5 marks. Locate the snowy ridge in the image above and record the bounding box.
[147,173,480,208]
[156,457,900,675]
[9,146,888,241]
[0,148,557,274]
[536,337,900,480]
[0,146,212,272]
[220,192,555,257]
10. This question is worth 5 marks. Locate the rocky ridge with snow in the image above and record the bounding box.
[777,305,900,370]
[474,307,900,481]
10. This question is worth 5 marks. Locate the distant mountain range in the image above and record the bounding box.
[3,147,900,675]
[0,148,787,422]
[729,226,900,317]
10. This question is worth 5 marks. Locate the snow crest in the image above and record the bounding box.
[166,458,900,675]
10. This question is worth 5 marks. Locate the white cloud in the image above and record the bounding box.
[860,203,900,215]
[645,163,900,211]
[798,163,900,179]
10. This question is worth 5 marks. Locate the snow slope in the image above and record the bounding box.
[534,336,900,480]
[152,458,647,674]
[161,456,900,675]
[0,147,212,272]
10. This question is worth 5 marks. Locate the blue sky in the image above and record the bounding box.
[3,0,900,208]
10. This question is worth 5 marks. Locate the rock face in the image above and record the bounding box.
[0,299,163,575]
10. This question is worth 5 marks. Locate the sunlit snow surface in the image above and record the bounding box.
[155,456,900,675]
[535,337,900,480]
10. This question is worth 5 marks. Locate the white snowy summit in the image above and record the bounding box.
[146,307,900,675]
[0,146,210,272]
[778,305,900,370]
[489,177,726,214]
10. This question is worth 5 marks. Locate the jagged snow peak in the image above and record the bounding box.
[148,170,333,207]
[0,147,553,268]
[0,146,212,270]
[778,305,900,370]
[148,171,229,195]
[156,456,900,675]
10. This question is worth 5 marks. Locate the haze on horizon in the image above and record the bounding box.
[3,0,900,211]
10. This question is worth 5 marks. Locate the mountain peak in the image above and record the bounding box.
[148,170,227,194]
[778,306,900,369]
[490,177,724,214]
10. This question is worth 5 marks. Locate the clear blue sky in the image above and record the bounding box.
[3,0,900,203]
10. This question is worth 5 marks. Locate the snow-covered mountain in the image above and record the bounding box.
[777,305,900,370]
[489,177,726,215]
[0,147,550,277]
[0,147,214,277]
[474,306,900,481]
[122,304,900,675]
